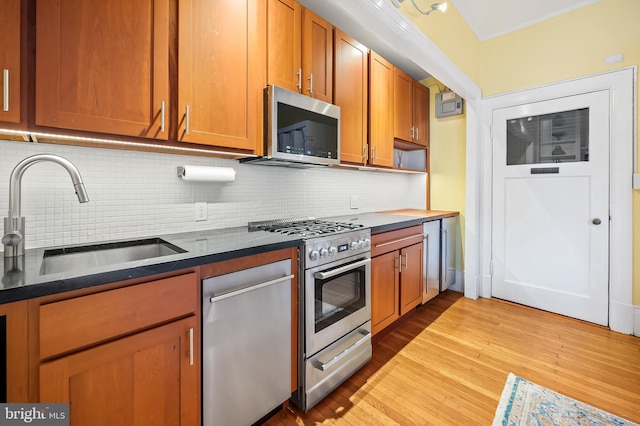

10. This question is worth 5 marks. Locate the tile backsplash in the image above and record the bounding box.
[0,139,426,251]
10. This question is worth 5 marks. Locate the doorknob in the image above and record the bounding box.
[592,218,602,225]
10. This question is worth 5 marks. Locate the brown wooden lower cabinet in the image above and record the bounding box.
[40,316,198,426]
[399,242,424,315]
[371,250,399,334]
[371,226,424,335]
[29,270,201,426]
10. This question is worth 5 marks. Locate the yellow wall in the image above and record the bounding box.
[422,77,466,269]
[404,0,640,304]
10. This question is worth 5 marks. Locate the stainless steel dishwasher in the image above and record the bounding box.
[202,259,293,426]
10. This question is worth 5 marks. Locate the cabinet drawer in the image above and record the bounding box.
[371,225,423,257]
[39,272,198,360]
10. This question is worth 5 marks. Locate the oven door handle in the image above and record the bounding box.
[313,258,371,280]
[316,329,371,371]
[209,274,294,303]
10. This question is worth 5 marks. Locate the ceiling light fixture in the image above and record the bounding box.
[391,0,448,15]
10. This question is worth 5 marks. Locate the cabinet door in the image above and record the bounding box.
[267,0,302,93]
[302,9,332,103]
[393,67,413,143]
[371,251,399,335]
[35,0,170,139]
[0,301,28,402]
[40,316,199,426]
[178,0,265,151]
[368,51,394,168]
[0,0,20,124]
[334,29,368,165]
[412,82,430,147]
[399,242,423,315]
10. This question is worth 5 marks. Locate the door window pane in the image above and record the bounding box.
[506,108,589,165]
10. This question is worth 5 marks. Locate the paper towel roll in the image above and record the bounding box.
[178,165,236,182]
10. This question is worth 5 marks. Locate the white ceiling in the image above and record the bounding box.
[301,0,602,83]
[451,0,600,41]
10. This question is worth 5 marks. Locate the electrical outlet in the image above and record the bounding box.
[195,202,207,221]
[350,195,359,209]
[195,239,208,253]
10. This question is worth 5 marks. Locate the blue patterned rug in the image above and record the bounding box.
[492,373,638,425]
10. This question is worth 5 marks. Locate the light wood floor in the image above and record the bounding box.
[265,291,640,425]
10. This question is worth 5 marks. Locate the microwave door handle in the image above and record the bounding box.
[313,258,371,280]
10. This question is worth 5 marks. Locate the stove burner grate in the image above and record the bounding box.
[248,218,364,237]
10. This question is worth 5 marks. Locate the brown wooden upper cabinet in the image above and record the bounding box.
[394,67,430,147]
[368,51,394,168]
[35,0,264,152]
[0,0,21,125]
[178,0,265,150]
[267,0,333,103]
[334,29,368,165]
[35,0,171,140]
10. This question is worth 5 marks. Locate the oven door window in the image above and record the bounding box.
[314,262,366,333]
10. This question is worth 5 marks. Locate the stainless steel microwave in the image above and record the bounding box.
[242,85,340,167]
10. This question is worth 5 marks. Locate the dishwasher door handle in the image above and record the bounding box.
[209,274,294,303]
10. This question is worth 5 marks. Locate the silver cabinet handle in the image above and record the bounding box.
[314,258,370,280]
[316,330,370,371]
[424,233,429,279]
[415,127,419,141]
[297,68,302,91]
[185,105,190,135]
[402,252,408,271]
[308,72,313,94]
[442,228,448,281]
[188,327,194,366]
[372,145,376,160]
[397,254,402,273]
[209,274,294,303]
[375,234,423,248]
[160,101,165,132]
[410,126,415,139]
[3,69,8,112]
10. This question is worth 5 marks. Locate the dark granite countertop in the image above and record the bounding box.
[0,210,457,304]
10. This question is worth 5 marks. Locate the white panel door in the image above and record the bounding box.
[491,90,609,325]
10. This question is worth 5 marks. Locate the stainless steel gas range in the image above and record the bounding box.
[250,218,372,411]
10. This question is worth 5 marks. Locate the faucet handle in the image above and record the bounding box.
[2,231,23,247]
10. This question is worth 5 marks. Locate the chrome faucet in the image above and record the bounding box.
[3,154,89,257]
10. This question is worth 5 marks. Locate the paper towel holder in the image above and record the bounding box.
[177,165,236,182]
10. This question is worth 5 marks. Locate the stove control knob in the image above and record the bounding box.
[328,246,338,256]
[350,241,359,250]
[358,239,367,249]
[309,250,320,261]
[320,248,329,258]
[363,238,370,247]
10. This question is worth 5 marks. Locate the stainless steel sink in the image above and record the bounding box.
[40,238,187,275]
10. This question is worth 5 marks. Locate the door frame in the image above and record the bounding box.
[471,68,636,334]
